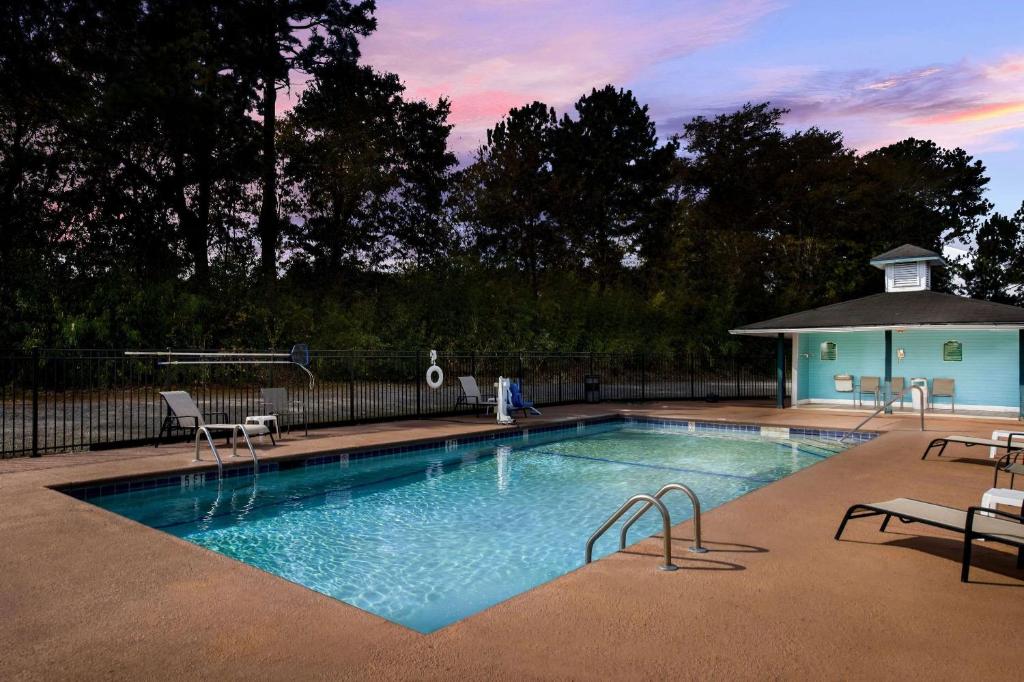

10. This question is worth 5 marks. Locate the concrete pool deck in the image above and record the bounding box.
[1,401,1021,680]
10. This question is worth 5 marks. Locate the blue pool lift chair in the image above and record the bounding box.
[509,382,541,417]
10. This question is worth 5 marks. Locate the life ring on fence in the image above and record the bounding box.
[426,364,444,389]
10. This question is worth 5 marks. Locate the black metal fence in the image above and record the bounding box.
[0,348,788,457]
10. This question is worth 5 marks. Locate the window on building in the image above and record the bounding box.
[942,340,963,362]
[820,341,837,361]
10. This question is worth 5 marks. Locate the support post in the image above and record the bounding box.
[1019,329,1023,421]
[776,333,785,409]
[884,330,893,415]
[31,347,40,457]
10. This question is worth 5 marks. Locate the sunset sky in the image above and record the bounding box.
[348,0,1024,215]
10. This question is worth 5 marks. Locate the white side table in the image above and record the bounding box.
[980,487,1024,517]
[245,415,280,440]
[989,430,1014,458]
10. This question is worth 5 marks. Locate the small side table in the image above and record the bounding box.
[245,415,280,441]
[980,487,1024,517]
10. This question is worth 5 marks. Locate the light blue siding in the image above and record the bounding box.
[797,329,1020,409]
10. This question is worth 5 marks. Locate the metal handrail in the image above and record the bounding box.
[620,483,707,554]
[585,494,678,571]
[193,426,223,477]
[192,424,259,477]
[840,385,925,443]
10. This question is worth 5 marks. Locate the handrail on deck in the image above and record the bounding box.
[586,494,678,571]
[841,385,925,443]
[192,424,259,478]
[620,483,707,554]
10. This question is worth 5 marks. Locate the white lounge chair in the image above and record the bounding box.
[156,390,274,446]
[456,376,497,416]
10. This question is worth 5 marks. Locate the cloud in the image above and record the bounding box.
[691,55,1024,153]
[361,0,785,150]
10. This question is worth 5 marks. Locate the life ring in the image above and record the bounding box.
[426,364,444,389]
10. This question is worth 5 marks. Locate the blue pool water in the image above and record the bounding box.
[88,420,857,633]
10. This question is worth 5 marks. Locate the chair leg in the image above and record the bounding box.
[834,506,861,540]
[961,535,974,583]
[879,514,892,532]
[1017,546,1023,570]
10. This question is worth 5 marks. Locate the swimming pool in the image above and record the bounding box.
[82,419,869,633]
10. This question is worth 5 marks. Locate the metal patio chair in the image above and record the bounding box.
[260,387,308,436]
[857,376,881,408]
[456,376,497,416]
[930,378,955,412]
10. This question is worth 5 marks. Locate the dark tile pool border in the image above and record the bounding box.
[55,415,877,501]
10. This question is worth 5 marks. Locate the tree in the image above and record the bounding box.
[279,60,456,277]
[959,205,1024,304]
[459,102,561,298]
[551,85,679,284]
[243,0,376,281]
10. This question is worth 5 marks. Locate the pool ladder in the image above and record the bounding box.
[585,483,706,572]
[192,425,260,478]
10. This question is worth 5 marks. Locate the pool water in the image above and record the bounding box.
[89,421,855,633]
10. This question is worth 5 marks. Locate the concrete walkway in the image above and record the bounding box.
[1,402,1021,680]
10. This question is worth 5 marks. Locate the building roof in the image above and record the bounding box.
[870,244,944,268]
[732,290,1024,335]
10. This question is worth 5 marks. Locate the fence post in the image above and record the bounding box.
[348,357,356,423]
[640,352,646,402]
[31,347,40,457]
[415,355,421,419]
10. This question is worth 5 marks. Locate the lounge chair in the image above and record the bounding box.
[994,450,1024,488]
[930,378,955,412]
[509,381,541,417]
[156,390,274,447]
[858,376,880,408]
[921,432,1024,459]
[834,498,1024,582]
[260,387,307,436]
[456,376,497,416]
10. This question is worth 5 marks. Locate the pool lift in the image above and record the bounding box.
[495,376,515,425]
[125,343,316,389]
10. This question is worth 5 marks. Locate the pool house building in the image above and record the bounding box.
[732,245,1024,419]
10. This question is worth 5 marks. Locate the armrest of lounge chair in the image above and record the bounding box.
[967,505,1024,524]
[204,410,229,422]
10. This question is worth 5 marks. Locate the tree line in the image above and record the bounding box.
[2,1,1022,353]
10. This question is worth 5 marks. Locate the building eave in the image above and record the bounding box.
[730,323,1024,337]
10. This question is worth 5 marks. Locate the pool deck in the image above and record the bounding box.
[1,401,1021,680]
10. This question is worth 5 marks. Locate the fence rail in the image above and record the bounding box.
[0,348,788,458]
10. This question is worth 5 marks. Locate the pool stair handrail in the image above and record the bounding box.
[193,424,259,478]
[619,483,707,554]
[585,493,679,571]
[840,385,925,443]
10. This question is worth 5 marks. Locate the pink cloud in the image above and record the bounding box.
[361,0,784,150]
[718,57,1024,154]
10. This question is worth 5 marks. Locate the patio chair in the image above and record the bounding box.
[921,432,1024,459]
[509,381,541,417]
[260,387,308,436]
[834,497,1024,582]
[456,376,497,416]
[155,390,274,447]
[930,378,955,412]
[890,377,906,408]
[857,376,881,408]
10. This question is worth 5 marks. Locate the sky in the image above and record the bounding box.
[349,0,1024,216]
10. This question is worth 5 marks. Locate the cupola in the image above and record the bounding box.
[869,244,944,293]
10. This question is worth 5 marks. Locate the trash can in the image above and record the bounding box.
[584,375,601,403]
[910,378,928,410]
